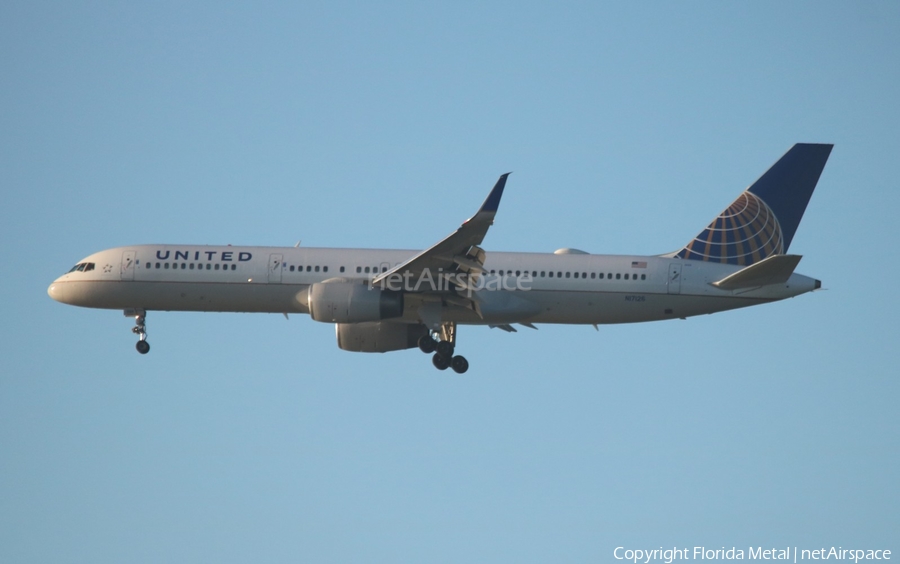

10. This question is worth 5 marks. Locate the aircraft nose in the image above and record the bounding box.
[48,280,65,303]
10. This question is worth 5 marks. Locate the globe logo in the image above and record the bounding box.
[677,191,784,265]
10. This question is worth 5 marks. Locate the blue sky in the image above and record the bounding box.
[2,2,898,562]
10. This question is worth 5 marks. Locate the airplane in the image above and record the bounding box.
[48,143,833,373]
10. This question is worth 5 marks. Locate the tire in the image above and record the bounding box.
[436,340,454,358]
[418,335,437,354]
[432,353,450,370]
[136,340,150,354]
[451,355,469,374]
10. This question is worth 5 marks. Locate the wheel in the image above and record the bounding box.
[418,335,437,354]
[136,340,150,354]
[451,355,469,374]
[436,340,454,358]
[432,353,450,370]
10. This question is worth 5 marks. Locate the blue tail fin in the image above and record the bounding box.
[674,143,833,265]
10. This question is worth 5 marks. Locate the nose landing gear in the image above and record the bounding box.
[418,322,468,374]
[125,309,150,354]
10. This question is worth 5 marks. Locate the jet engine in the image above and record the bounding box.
[307,280,403,323]
[336,322,430,353]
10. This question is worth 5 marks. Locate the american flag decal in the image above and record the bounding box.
[631,261,647,268]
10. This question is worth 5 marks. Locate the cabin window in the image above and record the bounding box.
[532,271,537,277]
[641,274,646,280]
[548,272,553,278]
[565,272,570,278]
[315,266,320,272]
[155,263,160,269]
[146,263,151,269]
[557,272,562,278]
[289,265,295,272]
[540,271,545,277]
[214,264,219,270]
[607,273,612,279]
[356,266,362,273]
[181,263,186,269]
[340,266,345,273]
[591,273,596,279]
[190,263,195,270]
[206,264,211,270]
[306,266,311,272]
[365,266,370,273]
[231,264,236,270]
[616,273,621,280]
[323,266,328,273]
[515,270,521,276]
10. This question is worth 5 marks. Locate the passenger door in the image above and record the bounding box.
[268,253,283,283]
[121,251,136,280]
[667,262,682,295]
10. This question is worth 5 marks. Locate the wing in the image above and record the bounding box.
[372,173,510,288]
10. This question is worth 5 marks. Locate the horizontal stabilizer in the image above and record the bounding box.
[711,254,802,290]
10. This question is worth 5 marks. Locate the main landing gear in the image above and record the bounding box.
[125,308,150,354]
[417,322,468,374]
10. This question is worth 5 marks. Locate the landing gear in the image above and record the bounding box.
[432,351,468,373]
[420,322,469,373]
[126,308,150,354]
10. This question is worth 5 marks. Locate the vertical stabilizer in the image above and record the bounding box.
[675,143,832,265]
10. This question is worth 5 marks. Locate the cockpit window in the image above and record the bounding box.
[67,262,95,273]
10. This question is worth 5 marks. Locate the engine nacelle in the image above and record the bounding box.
[336,322,430,353]
[308,280,403,323]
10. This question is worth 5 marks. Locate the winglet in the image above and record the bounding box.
[478,173,511,214]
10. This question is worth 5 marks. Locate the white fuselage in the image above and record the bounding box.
[48,244,819,326]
